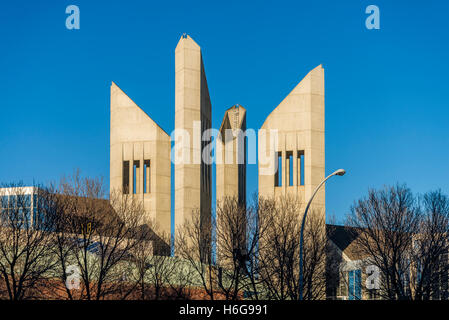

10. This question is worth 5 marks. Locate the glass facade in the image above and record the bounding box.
[0,190,47,230]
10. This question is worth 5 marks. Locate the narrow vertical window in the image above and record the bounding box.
[133,160,140,194]
[143,160,150,193]
[339,272,348,297]
[348,270,354,300]
[298,151,305,186]
[348,270,362,300]
[275,152,282,187]
[355,270,362,300]
[123,161,129,194]
[287,151,293,186]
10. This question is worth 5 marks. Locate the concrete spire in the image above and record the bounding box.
[259,65,325,216]
[216,104,247,203]
[174,34,212,254]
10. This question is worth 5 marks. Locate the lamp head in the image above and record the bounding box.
[335,169,346,176]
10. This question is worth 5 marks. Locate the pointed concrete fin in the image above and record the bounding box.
[226,105,246,130]
[289,64,324,96]
[272,65,323,108]
[110,81,169,136]
[261,65,324,128]
[234,105,247,129]
[175,34,210,113]
[175,34,201,51]
[111,81,143,112]
[219,105,247,141]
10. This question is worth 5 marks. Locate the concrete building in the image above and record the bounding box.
[109,36,326,260]
[110,82,171,237]
[326,224,449,301]
[174,35,212,245]
[216,104,247,206]
[326,224,367,300]
[258,65,325,217]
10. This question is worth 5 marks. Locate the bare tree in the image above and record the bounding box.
[410,190,449,300]
[131,228,193,300]
[128,229,156,300]
[176,195,271,301]
[256,195,327,300]
[175,208,215,299]
[240,195,268,301]
[165,257,194,299]
[214,196,264,300]
[209,195,328,301]
[347,184,419,300]
[214,196,247,300]
[129,228,184,300]
[300,213,328,300]
[51,171,149,300]
[346,184,422,300]
[0,183,57,300]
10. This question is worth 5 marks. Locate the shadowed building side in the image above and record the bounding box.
[174,35,212,253]
[258,65,325,217]
[110,82,171,238]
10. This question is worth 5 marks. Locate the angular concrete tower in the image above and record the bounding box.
[174,35,212,244]
[216,104,247,267]
[110,82,171,237]
[258,65,325,216]
[216,105,247,206]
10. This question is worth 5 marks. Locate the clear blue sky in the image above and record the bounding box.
[1,0,448,223]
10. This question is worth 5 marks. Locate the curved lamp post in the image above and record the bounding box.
[299,168,346,300]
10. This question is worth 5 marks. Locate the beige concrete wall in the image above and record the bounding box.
[258,65,325,218]
[174,35,212,244]
[110,82,171,237]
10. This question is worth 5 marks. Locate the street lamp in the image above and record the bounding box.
[299,169,346,300]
